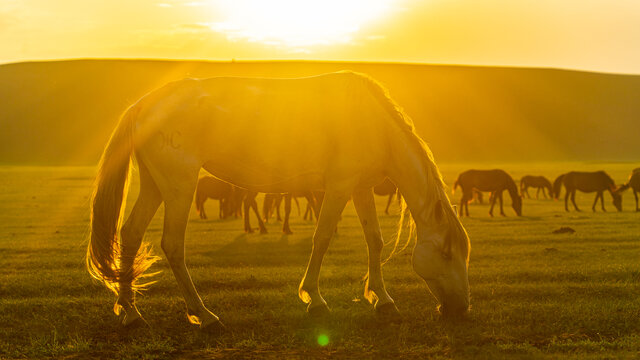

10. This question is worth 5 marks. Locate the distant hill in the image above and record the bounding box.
[0,59,638,165]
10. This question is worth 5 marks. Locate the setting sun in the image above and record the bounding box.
[207,0,395,49]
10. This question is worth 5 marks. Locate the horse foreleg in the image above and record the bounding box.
[565,191,570,212]
[283,194,293,234]
[601,191,606,211]
[489,192,498,217]
[536,187,540,200]
[299,189,351,315]
[592,192,600,212]
[634,190,639,211]
[498,191,506,216]
[117,165,162,327]
[352,188,400,321]
[571,190,580,211]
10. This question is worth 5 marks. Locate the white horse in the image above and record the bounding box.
[87,71,471,330]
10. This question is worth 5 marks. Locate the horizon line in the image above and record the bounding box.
[2,57,640,77]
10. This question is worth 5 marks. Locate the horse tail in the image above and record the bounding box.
[452,178,460,195]
[552,174,565,199]
[87,105,138,295]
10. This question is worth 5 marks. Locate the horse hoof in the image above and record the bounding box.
[375,302,402,323]
[260,228,268,235]
[283,229,293,235]
[307,303,331,318]
[118,312,146,329]
[201,319,226,334]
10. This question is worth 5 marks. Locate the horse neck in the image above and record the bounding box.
[505,176,519,200]
[386,136,442,231]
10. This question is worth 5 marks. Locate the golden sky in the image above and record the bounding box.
[2,0,639,74]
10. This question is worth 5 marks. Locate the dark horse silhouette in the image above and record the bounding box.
[616,168,640,211]
[453,169,522,217]
[554,171,622,212]
[263,191,320,234]
[520,175,553,199]
[195,176,234,219]
[195,176,267,233]
[373,178,401,214]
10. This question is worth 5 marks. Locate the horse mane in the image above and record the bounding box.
[350,71,470,263]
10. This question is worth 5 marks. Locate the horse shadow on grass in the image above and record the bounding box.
[202,233,313,268]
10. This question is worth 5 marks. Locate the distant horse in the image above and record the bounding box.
[373,178,401,214]
[263,191,320,234]
[230,188,267,234]
[520,175,553,199]
[194,176,234,219]
[552,174,566,199]
[558,171,622,212]
[615,168,640,211]
[453,169,522,217]
[87,71,470,330]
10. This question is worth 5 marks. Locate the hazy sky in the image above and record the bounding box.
[2,0,639,74]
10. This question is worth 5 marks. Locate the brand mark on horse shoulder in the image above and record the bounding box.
[158,131,182,150]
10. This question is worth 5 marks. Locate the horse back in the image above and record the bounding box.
[458,169,512,192]
[133,73,393,192]
[563,171,614,192]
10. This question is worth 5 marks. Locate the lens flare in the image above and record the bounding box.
[317,334,329,346]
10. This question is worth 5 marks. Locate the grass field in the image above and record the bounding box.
[0,163,638,359]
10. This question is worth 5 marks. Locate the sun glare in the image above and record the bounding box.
[208,0,395,50]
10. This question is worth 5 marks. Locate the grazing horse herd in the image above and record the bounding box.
[453,168,639,217]
[195,167,639,229]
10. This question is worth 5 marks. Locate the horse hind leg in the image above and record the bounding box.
[157,166,222,330]
[117,163,162,327]
[489,192,498,217]
[352,188,401,322]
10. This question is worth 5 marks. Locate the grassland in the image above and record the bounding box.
[0,163,638,359]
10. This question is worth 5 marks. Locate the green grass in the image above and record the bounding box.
[0,163,638,359]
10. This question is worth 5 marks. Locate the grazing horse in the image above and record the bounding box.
[613,168,640,211]
[263,191,320,234]
[559,171,622,212]
[194,176,234,219]
[87,71,470,330]
[453,169,522,217]
[520,175,553,199]
[373,178,401,214]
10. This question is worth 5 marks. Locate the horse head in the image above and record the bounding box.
[512,194,523,216]
[412,200,470,318]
